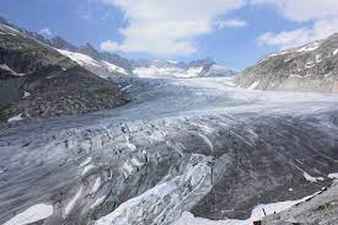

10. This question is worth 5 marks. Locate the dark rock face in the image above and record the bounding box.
[238,33,338,92]
[262,182,338,225]
[16,65,127,119]
[49,36,78,52]
[0,22,127,122]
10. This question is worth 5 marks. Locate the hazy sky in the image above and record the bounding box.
[2,0,338,69]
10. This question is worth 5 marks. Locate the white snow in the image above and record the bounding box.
[3,204,53,225]
[186,66,203,77]
[303,172,324,183]
[333,49,338,56]
[305,62,315,69]
[102,61,128,75]
[131,158,143,167]
[82,164,95,176]
[91,177,101,194]
[248,81,260,90]
[0,64,26,76]
[8,114,24,123]
[94,181,178,225]
[90,195,107,209]
[122,161,134,178]
[134,65,204,79]
[126,142,137,151]
[120,84,133,92]
[173,192,321,225]
[64,187,83,217]
[297,41,320,53]
[290,74,304,79]
[57,49,129,77]
[315,54,322,63]
[328,173,338,179]
[198,133,214,152]
[23,91,31,98]
[80,157,92,167]
[57,49,100,67]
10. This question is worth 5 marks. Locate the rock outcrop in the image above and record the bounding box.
[238,33,338,92]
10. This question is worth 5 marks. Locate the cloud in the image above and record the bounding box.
[99,0,246,55]
[252,0,338,22]
[100,40,121,52]
[258,19,338,49]
[214,19,247,29]
[253,0,338,49]
[38,28,53,37]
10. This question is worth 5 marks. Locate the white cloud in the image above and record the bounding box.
[214,19,247,29]
[99,0,246,55]
[258,19,338,49]
[100,40,121,52]
[252,0,338,22]
[38,28,53,37]
[254,0,338,49]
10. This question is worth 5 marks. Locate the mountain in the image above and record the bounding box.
[237,33,338,92]
[0,19,127,122]
[133,58,236,78]
[36,37,135,77]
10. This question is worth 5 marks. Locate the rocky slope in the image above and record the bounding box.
[0,19,127,122]
[238,33,338,92]
[262,181,338,225]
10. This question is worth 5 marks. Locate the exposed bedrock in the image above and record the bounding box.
[0,110,338,225]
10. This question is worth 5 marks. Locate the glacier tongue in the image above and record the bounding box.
[1,77,338,225]
[95,154,213,225]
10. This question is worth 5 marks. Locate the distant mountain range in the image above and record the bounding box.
[238,33,338,92]
[132,58,237,78]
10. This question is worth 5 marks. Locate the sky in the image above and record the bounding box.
[1,0,338,70]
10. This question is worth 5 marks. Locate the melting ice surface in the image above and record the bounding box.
[173,192,321,225]
[3,204,53,225]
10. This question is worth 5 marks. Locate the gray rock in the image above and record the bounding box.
[237,33,338,92]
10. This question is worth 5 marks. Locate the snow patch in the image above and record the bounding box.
[328,173,338,179]
[8,114,24,123]
[3,204,53,225]
[23,91,31,98]
[134,65,204,79]
[248,81,260,90]
[90,195,107,209]
[64,187,83,217]
[122,161,134,178]
[57,49,100,67]
[297,41,320,53]
[333,49,338,56]
[80,157,92,167]
[303,172,324,183]
[173,191,321,225]
[102,61,128,75]
[0,64,26,76]
[82,164,95,176]
[198,133,214,152]
[91,177,101,194]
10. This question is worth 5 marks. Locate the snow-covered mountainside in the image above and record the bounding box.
[238,33,338,92]
[133,59,236,78]
[57,49,129,79]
